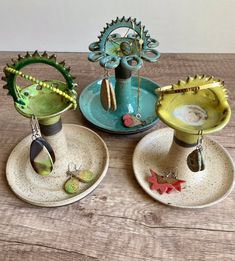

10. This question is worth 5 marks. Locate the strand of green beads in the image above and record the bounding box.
[5,67,77,109]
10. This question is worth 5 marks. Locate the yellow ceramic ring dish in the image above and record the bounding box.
[156,75,231,145]
[132,75,234,208]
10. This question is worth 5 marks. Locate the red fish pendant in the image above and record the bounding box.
[148,169,185,194]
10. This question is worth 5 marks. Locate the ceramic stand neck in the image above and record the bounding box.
[38,115,68,176]
[114,64,137,114]
[174,130,199,147]
[160,134,205,183]
[39,116,62,137]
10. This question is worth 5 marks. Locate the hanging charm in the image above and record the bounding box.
[100,78,111,110]
[187,131,205,172]
[122,26,145,128]
[109,80,117,111]
[100,70,117,111]
[64,162,81,194]
[148,169,186,194]
[63,162,95,194]
[30,116,55,176]
[122,114,142,127]
[78,170,94,183]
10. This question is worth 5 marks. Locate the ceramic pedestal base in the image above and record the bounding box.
[79,76,159,134]
[133,128,234,208]
[6,124,109,207]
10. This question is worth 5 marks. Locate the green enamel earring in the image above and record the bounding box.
[64,162,95,194]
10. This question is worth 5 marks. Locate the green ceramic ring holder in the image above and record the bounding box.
[133,75,234,208]
[3,50,77,121]
[3,51,108,207]
[3,51,78,174]
[79,17,161,134]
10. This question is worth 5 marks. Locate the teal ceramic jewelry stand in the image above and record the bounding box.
[79,17,161,134]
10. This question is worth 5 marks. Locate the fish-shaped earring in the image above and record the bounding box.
[30,116,55,176]
[122,114,155,128]
[187,130,205,172]
[148,169,185,194]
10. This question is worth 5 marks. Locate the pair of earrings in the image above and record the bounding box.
[30,116,55,176]
[100,70,117,111]
[187,131,205,172]
[148,169,186,195]
[64,162,95,194]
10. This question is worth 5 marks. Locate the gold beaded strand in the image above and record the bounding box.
[5,67,77,109]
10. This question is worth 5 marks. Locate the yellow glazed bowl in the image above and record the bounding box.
[156,76,231,136]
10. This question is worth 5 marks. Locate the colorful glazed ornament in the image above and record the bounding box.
[80,17,161,134]
[30,116,55,176]
[64,162,80,194]
[133,76,233,208]
[148,169,185,194]
[3,52,78,176]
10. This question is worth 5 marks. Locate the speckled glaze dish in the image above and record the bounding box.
[79,76,159,134]
[133,128,234,208]
[6,124,109,207]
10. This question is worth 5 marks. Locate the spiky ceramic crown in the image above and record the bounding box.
[157,75,228,100]
[2,51,76,105]
[88,16,160,69]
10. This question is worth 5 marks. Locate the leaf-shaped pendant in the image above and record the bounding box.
[187,147,205,172]
[78,170,94,183]
[64,177,79,194]
[100,78,111,110]
[30,138,55,176]
[36,137,55,163]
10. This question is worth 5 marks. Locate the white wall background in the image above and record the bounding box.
[0,0,234,53]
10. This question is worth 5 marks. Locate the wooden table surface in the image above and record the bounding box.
[0,52,234,261]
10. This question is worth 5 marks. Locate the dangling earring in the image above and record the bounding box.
[64,162,80,194]
[122,25,155,128]
[187,130,205,172]
[30,115,55,176]
[148,169,185,194]
[100,69,117,111]
[122,70,154,128]
[63,162,95,194]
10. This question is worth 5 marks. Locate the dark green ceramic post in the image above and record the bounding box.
[114,64,136,115]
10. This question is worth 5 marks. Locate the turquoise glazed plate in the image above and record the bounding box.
[79,76,160,134]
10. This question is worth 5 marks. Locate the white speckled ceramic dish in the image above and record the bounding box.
[6,124,109,207]
[133,128,234,208]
